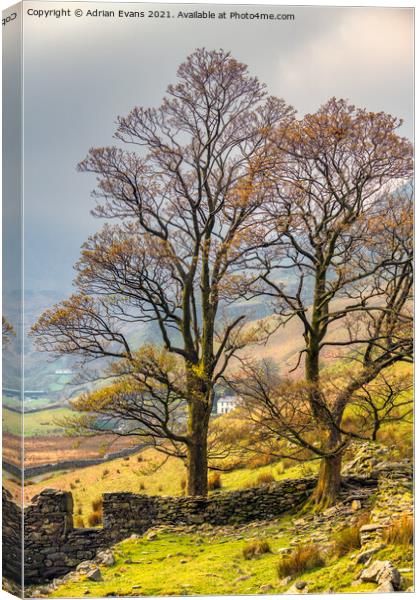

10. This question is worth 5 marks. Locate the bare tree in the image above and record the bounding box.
[31,49,294,496]
[351,372,413,441]
[238,99,413,507]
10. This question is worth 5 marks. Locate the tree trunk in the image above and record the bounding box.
[187,433,209,496]
[311,451,342,509]
[186,393,211,496]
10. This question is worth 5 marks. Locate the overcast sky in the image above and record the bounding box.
[15,2,414,294]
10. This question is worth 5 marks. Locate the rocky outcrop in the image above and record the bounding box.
[359,560,402,592]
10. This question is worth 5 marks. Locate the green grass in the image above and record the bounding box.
[2,407,74,436]
[300,544,413,594]
[51,522,292,597]
[49,518,414,599]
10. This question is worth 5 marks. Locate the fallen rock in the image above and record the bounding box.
[295,581,308,590]
[259,584,274,592]
[77,560,97,572]
[96,550,115,567]
[375,580,394,593]
[286,580,308,594]
[86,568,102,582]
[360,560,401,590]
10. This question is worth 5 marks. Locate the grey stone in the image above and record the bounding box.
[286,581,308,594]
[360,560,401,589]
[355,544,385,564]
[375,580,395,593]
[96,550,115,566]
[86,568,102,582]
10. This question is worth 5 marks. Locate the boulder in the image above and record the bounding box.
[360,560,401,590]
[86,568,102,582]
[286,580,308,594]
[96,550,115,567]
[375,580,394,593]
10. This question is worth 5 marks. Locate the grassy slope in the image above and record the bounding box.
[50,528,413,597]
[23,446,319,514]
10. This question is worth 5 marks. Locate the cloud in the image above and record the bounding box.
[278,8,413,127]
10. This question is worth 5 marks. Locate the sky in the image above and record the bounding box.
[4,2,414,295]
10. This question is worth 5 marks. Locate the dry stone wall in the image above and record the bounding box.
[2,488,22,586]
[3,475,382,585]
[4,477,316,584]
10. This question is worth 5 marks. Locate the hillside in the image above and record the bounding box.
[25,445,413,597]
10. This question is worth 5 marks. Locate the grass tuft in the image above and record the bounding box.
[208,472,222,490]
[91,497,103,513]
[256,471,275,485]
[242,539,271,559]
[383,514,413,546]
[87,510,102,527]
[277,544,325,578]
[332,526,361,557]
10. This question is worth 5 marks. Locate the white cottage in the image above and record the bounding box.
[216,395,241,415]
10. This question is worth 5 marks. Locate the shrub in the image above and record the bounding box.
[77,506,83,515]
[277,545,325,578]
[102,468,110,478]
[87,511,102,527]
[139,482,146,491]
[180,478,186,493]
[123,456,130,461]
[243,540,271,559]
[137,456,143,463]
[383,514,413,546]
[256,472,275,485]
[74,515,85,528]
[158,485,163,492]
[91,497,103,513]
[248,454,275,469]
[333,526,361,557]
[75,478,80,483]
[208,472,222,490]
[69,482,77,490]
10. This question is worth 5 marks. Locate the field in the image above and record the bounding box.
[2,406,73,436]
[3,432,139,468]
